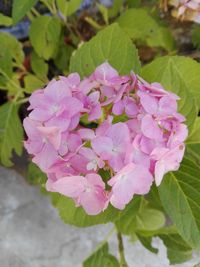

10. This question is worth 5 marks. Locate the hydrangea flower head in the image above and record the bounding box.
[23,62,188,215]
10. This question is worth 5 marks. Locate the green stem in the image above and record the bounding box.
[117,232,129,267]
[16,97,29,105]
[31,7,41,17]
[27,11,34,21]
[40,0,57,15]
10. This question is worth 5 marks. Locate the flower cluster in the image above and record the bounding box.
[23,62,188,215]
[169,0,200,23]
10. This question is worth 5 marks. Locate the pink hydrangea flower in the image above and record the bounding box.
[23,62,188,215]
[50,174,108,215]
[108,163,153,209]
[92,122,131,171]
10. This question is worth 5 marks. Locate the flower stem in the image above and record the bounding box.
[117,232,129,267]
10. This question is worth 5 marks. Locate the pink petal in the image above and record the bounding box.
[78,128,95,140]
[37,126,61,150]
[52,176,86,198]
[112,100,124,115]
[141,115,163,141]
[138,91,158,115]
[64,97,83,118]
[93,62,118,85]
[32,143,58,172]
[44,79,71,101]
[106,122,130,146]
[92,137,113,160]
[158,95,177,117]
[88,104,102,121]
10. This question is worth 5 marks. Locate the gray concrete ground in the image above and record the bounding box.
[0,166,200,267]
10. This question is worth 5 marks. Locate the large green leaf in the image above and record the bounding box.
[51,193,153,228]
[117,8,175,51]
[187,117,200,144]
[137,226,192,264]
[136,234,158,254]
[186,144,200,166]
[30,16,62,60]
[0,102,23,167]
[115,196,141,235]
[158,157,200,248]
[12,0,38,24]
[159,233,192,264]
[115,197,165,235]
[70,23,141,77]
[83,242,120,267]
[142,56,198,129]
[51,193,121,227]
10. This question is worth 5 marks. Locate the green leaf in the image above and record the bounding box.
[52,194,154,228]
[0,32,24,86]
[115,196,142,235]
[187,117,200,144]
[186,144,200,166]
[54,43,74,71]
[0,13,12,26]
[0,48,12,85]
[142,56,198,129]
[0,32,24,66]
[136,208,165,231]
[115,197,163,234]
[192,24,200,49]
[158,157,200,248]
[159,233,192,264]
[31,52,48,79]
[51,193,121,227]
[0,102,23,167]
[24,74,45,93]
[12,0,38,24]
[116,203,165,235]
[30,16,62,60]
[4,75,21,95]
[56,0,82,17]
[70,23,141,78]
[145,184,164,212]
[194,263,200,267]
[27,162,47,185]
[83,242,120,267]
[137,225,192,264]
[117,8,175,51]
[136,234,158,254]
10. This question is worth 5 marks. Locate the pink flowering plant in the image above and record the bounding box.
[1,0,200,266]
[24,62,188,215]
[23,55,200,265]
